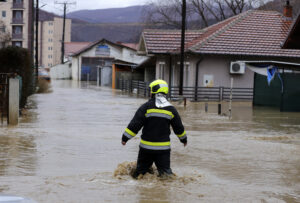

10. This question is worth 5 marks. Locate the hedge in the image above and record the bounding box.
[0,46,35,108]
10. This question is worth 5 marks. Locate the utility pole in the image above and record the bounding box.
[35,0,39,81]
[179,0,186,96]
[55,1,76,64]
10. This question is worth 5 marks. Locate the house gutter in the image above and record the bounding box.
[195,55,204,101]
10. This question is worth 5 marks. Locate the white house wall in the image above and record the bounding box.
[71,42,148,81]
[196,56,254,88]
[122,48,147,65]
[71,57,79,80]
[155,55,254,88]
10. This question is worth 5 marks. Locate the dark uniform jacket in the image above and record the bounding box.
[122,98,187,150]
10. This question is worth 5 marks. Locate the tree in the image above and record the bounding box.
[144,0,194,29]
[144,0,262,29]
[0,21,11,48]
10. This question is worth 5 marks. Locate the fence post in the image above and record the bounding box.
[8,78,19,125]
[137,81,140,95]
[144,82,147,97]
[221,86,224,101]
[194,86,198,101]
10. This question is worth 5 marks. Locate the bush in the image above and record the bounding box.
[37,79,51,93]
[0,46,34,108]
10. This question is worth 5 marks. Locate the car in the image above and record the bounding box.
[0,195,37,203]
[38,69,51,83]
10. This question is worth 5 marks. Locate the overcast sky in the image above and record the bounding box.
[40,0,148,14]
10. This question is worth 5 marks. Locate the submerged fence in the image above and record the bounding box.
[0,74,10,124]
[118,79,253,101]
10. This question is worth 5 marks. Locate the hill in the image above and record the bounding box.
[67,6,148,24]
[71,22,145,43]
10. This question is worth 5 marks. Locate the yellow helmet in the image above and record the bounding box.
[149,79,169,94]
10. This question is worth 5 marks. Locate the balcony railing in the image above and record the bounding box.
[12,33,23,39]
[12,2,24,9]
[12,18,24,24]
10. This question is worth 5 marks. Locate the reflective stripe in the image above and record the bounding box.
[125,128,136,136]
[178,134,187,140]
[146,113,172,120]
[145,109,174,119]
[140,139,171,150]
[159,84,168,88]
[177,131,187,140]
[124,128,136,139]
[140,143,171,150]
[140,139,170,146]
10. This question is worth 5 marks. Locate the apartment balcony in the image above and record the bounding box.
[12,33,23,40]
[12,18,24,24]
[12,2,24,9]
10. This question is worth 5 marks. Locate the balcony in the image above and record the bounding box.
[12,33,23,40]
[12,2,24,9]
[12,18,24,24]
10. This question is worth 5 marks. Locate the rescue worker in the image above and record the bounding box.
[121,79,187,178]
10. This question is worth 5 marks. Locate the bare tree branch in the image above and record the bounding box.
[0,21,11,48]
[144,0,269,30]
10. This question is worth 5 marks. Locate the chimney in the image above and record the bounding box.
[283,0,293,18]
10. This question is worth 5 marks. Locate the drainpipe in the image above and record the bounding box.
[169,54,172,99]
[195,55,204,101]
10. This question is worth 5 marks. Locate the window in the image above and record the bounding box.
[14,10,22,19]
[13,41,22,47]
[0,26,5,32]
[13,26,22,34]
[176,62,190,86]
[2,11,6,17]
[158,62,165,79]
[184,63,190,87]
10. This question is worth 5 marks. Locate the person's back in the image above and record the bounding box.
[121,79,187,178]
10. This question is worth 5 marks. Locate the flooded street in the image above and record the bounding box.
[0,80,300,203]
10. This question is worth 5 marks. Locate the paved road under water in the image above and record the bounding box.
[0,80,300,203]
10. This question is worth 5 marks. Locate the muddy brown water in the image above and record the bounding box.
[0,80,299,202]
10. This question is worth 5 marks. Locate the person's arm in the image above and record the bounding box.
[121,104,147,145]
[170,107,187,146]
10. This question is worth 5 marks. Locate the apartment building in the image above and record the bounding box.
[37,10,71,69]
[0,0,33,50]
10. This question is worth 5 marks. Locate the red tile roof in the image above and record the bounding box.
[118,43,139,50]
[65,42,91,56]
[142,10,300,58]
[143,30,204,54]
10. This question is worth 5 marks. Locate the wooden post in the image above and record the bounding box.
[8,78,19,125]
[112,64,116,89]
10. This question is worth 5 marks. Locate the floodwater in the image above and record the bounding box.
[0,80,300,203]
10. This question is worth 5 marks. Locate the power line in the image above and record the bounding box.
[54,1,76,64]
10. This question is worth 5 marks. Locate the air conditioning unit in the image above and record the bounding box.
[230,61,246,74]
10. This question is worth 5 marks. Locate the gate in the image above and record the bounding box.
[0,74,9,124]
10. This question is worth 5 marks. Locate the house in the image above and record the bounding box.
[71,39,148,88]
[137,3,300,111]
[64,42,91,61]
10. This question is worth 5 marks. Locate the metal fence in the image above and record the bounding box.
[118,79,253,101]
[0,74,10,124]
